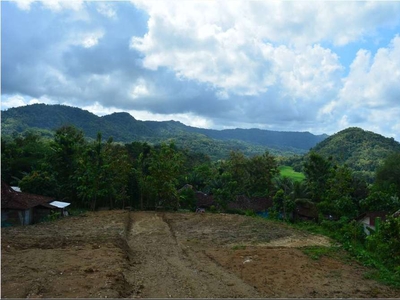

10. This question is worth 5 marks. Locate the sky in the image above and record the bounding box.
[2,0,400,141]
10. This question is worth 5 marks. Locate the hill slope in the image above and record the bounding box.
[1,104,327,158]
[311,127,400,180]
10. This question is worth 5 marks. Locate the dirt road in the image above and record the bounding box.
[2,210,399,298]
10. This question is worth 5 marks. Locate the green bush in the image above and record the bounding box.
[367,216,400,266]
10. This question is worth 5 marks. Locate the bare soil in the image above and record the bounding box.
[2,210,399,298]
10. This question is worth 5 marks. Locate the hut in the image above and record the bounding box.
[1,181,69,226]
[355,211,388,235]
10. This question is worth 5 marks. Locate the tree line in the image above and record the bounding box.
[2,126,400,216]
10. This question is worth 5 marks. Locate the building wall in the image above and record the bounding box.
[1,209,28,226]
[2,207,52,226]
[33,207,53,223]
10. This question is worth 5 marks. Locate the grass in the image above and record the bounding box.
[302,246,339,260]
[279,166,305,182]
[232,244,247,250]
[291,220,400,288]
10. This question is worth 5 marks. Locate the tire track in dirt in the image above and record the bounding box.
[123,211,262,298]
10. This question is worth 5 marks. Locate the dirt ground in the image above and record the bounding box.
[2,210,399,298]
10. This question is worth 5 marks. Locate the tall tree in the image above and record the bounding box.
[1,131,51,185]
[303,152,333,203]
[246,151,278,197]
[146,143,185,209]
[375,152,400,197]
[51,125,86,202]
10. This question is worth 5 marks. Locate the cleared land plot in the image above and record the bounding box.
[2,211,399,298]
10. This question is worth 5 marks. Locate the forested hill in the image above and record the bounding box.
[310,127,400,180]
[1,104,327,158]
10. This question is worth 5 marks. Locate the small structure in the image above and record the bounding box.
[293,199,318,221]
[1,181,70,226]
[196,207,205,214]
[227,195,273,212]
[355,211,388,235]
[195,191,215,210]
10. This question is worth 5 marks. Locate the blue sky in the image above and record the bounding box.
[2,1,400,141]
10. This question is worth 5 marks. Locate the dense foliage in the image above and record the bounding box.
[308,127,400,182]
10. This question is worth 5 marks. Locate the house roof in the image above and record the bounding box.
[355,211,388,226]
[49,201,70,209]
[1,181,55,210]
[195,191,215,208]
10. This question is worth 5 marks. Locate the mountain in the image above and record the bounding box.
[1,104,328,159]
[310,127,400,180]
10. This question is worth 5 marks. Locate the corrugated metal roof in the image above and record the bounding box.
[49,201,70,209]
[11,186,21,192]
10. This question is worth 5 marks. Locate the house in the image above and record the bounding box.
[195,191,215,209]
[227,195,273,212]
[293,199,318,221]
[1,181,70,226]
[355,211,388,235]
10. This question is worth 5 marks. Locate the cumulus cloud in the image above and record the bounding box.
[96,3,117,19]
[319,35,400,140]
[130,1,349,97]
[3,1,400,141]
[73,30,105,48]
[1,94,50,110]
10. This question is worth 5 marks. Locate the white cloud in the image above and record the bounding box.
[79,31,105,48]
[130,1,400,47]
[77,101,214,129]
[96,3,117,19]
[1,95,53,110]
[12,0,35,10]
[131,1,367,100]
[1,95,27,109]
[319,35,400,140]
[129,78,150,99]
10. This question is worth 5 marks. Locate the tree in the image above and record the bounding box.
[361,152,400,213]
[76,133,107,210]
[246,151,279,197]
[1,131,51,185]
[272,189,295,221]
[318,165,359,218]
[133,143,153,210]
[19,170,58,197]
[51,125,86,202]
[375,152,400,197]
[146,143,185,209]
[102,141,131,209]
[303,152,333,203]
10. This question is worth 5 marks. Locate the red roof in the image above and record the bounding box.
[1,181,55,210]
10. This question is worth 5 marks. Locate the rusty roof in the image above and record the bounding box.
[1,181,55,210]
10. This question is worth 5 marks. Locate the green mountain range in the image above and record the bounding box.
[311,127,400,180]
[1,104,327,159]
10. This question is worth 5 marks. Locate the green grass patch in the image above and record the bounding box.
[291,220,400,288]
[302,246,338,260]
[232,244,247,250]
[279,166,305,182]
